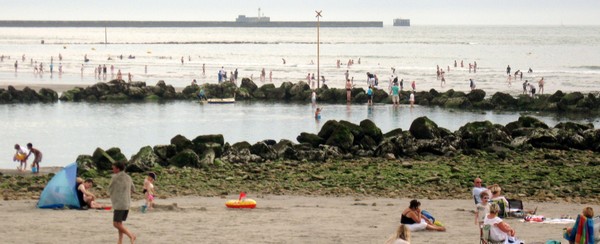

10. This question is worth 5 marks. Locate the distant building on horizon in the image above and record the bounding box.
[393,18,410,27]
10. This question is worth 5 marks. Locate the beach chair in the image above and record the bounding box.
[480,224,504,244]
[508,199,524,218]
[490,199,508,218]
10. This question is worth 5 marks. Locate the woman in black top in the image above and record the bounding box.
[400,199,446,232]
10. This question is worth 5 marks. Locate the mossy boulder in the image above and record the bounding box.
[168,149,201,168]
[76,154,95,175]
[38,88,59,102]
[153,144,176,162]
[59,88,83,101]
[250,141,278,160]
[360,119,383,143]
[554,122,594,133]
[296,133,325,148]
[559,92,584,107]
[467,89,486,102]
[101,93,129,101]
[458,121,511,149]
[127,146,160,172]
[231,141,252,151]
[289,81,310,100]
[192,134,225,146]
[170,134,193,153]
[240,78,258,93]
[318,120,340,139]
[91,148,116,171]
[444,97,471,108]
[325,126,354,151]
[409,116,441,139]
[490,92,516,109]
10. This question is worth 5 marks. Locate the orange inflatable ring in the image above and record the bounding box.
[225,199,256,209]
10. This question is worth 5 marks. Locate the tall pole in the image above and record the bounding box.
[315,10,322,89]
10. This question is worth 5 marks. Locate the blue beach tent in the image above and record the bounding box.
[37,163,80,209]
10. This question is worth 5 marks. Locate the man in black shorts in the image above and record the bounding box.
[109,161,136,243]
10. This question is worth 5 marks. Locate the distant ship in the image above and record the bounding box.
[393,18,410,27]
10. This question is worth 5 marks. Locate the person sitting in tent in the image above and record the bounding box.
[77,178,106,209]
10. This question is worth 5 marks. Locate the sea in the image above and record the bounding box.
[1,25,600,168]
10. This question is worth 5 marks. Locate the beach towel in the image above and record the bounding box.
[563,214,594,244]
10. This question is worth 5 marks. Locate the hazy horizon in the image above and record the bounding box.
[1,0,600,26]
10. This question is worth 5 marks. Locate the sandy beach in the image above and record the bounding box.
[0,195,596,244]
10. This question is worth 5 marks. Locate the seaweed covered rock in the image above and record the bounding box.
[467,89,486,103]
[91,148,116,171]
[409,116,441,139]
[296,133,325,148]
[127,146,160,172]
[444,96,471,108]
[192,134,225,146]
[250,141,278,161]
[168,149,201,168]
[38,88,59,102]
[359,119,383,143]
[153,145,176,162]
[325,125,354,151]
[505,116,549,137]
[170,134,193,153]
[240,78,258,93]
[458,121,511,149]
[491,92,517,109]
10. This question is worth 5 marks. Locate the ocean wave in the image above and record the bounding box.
[572,66,600,70]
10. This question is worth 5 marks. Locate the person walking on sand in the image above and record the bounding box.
[411,80,416,91]
[538,77,545,94]
[25,143,42,173]
[109,161,136,244]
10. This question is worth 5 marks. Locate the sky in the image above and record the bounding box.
[1,0,600,25]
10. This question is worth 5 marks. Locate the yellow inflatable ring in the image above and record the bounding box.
[225,199,256,209]
[15,153,26,161]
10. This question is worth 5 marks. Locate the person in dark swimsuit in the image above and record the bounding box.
[401,199,446,232]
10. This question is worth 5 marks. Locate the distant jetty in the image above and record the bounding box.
[0,19,383,28]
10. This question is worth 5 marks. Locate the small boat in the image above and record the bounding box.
[207,97,235,104]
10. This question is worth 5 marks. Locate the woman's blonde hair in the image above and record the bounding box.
[489,203,500,214]
[489,184,501,195]
[386,224,411,243]
[583,207,594,218]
